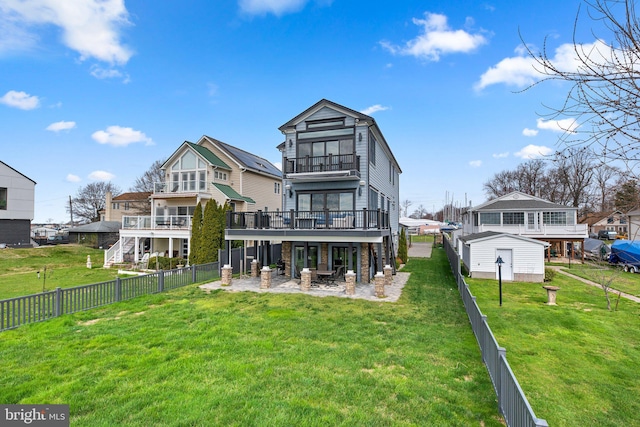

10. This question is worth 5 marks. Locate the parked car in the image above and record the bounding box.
[598,230,617,240]
[46,235,69,245]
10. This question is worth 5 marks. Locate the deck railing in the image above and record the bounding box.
[284,154,360,174]
[121,215,191,230]
[443,235,548,427]
[227,209,389,230]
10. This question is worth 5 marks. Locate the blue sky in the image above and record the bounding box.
[1,0,604,222]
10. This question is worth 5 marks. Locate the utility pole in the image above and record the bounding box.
[69,195,74,226]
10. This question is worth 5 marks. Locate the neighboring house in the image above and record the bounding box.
[224,99,402,283]
[105,137,282,266]
[459,231,550,282]
[68,220,121,249]
[0,161,36,247]
[582,210,627,237]
[100,191,152,222]
[461,191,588,260]
[626,208,640,241]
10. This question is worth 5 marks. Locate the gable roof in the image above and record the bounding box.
[112,192,151,201]
[471,191,573,211]
[200,136,282,179]
[212,183,255,203]
[459,231,550,246]
[0,160,36,184]
[187,142,232,169]
[161,141,232,171]
[277,98,402,173]
[68,221,121,233]
[278,98,374,131]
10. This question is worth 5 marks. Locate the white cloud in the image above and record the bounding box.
[492,152,509,158]
[536,117,578,133]
[522,128,538,137]
[360,104,389,115]
[0,0,133,65]
[90,65,129,82]
[476,40,613,90]
[66,173,81,183]
[469,160,482,168]
[381,12,487,61]
[88,170,115,181]
[0,90,40,110]
[46,120,76,132]
[514,144,553,159]
[273,161,282,171]
[239,0,307,16]
[91,125,153,147]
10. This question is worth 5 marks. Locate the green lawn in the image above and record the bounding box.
[466,274,640,426]
[557,261,640,297]
[0,245,120,299]
[0,250,503,426]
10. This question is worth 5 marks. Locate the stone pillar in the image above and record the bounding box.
[345,270,356,295]
[221,264,233,286]
[251,259,259,278]
[300,268,311,291]
[86,255,92,269]
[374,272,386,298]
[383,264,392,286]
[360,243,370,283]
[260,266,272,289]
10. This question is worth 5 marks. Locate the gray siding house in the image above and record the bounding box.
[0,161,36,247]
[225,99,402,283]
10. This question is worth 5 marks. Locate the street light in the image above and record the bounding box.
[495,256,504,307]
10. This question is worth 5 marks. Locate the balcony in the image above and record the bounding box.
[227,209,389,231]
[122,215,192,230]
[471,223,588,238]
[284,154,360,178]
[154,180,210,194]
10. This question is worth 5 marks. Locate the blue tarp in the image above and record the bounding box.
[610,240,640,265]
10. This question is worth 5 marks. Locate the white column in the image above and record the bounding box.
[168,238,174,258]
[134,236,140,263]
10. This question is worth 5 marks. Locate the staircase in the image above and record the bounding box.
[103,237,136,268]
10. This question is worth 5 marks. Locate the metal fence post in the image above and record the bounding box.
[115,277,121,302]
[497,347,506,413]
[55,287,62,317]
[192,265,197,283]
[158,270,165,293]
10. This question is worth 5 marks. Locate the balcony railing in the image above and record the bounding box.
[227,209,389,231]
[122,215,191,230]
[472,223,588,237]
[284,154,360,174]
[154,181,210,194]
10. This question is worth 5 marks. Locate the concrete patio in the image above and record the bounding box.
[199,270,411,302]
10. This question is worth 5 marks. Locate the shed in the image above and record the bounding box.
[68,221,121,249]
[459,231,550,282]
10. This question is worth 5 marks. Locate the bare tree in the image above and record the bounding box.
[401,199,413,218]
[68,182,121,224]
[552,147,595,210]
[524,0,640,173]
[130,158,166,193]
[126,159,165,216]
[593,164,621,211]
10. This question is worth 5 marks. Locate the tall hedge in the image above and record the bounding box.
[189,202,203,265]
[398,227,408,264]
[200,200,218,262]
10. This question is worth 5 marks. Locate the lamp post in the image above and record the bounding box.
[495,256,504,307]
